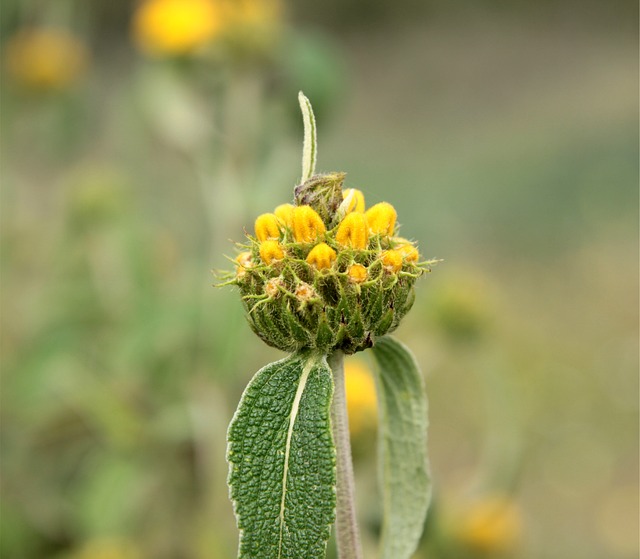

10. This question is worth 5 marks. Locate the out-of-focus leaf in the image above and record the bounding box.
[372,336,431,559]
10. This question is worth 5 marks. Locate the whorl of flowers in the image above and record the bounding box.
[227,172,431,354]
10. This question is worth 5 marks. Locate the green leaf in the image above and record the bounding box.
[298,91,317,181]
[227,353,336,559]
[372,336,431,559]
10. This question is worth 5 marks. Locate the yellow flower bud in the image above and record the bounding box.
[254,213,281,241]
[455,496,523,554]
[274,203,294,228]
[342,188,365,213]
[235,251,252,276]
[366,202,397,236]
[397,243,420,262]
[306,243,336,270]
[381,250,403,272]
[336,212,368,249]
[347,264,368,283]
[292,205,326,243]
[259,240,284,264]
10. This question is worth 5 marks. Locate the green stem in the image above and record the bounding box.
[328,351,363,559]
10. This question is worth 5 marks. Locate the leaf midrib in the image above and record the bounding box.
[277,355,317,557]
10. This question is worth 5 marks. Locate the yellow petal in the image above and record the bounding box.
[381,250,403,272]
[254,213,281,241]
[274,203,294,228]
[336,212,368,249]
[306,242,336,270]
[292,205,326,243]
[366,202,397,236]
[397,243,419,262]
[259,240,284,264]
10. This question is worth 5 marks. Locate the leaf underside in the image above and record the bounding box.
[227,353,336,559]
[372,336,431,559]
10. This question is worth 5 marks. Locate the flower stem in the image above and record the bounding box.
[328,351,363,559]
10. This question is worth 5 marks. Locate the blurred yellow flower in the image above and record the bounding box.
[5,28,88,92]
[132,0,223,56]
[345,359,377,436]
[455,495,523,555]
[71,538,141,559]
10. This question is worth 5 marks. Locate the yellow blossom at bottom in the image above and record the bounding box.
[455,496,523,555]
[345,359,377,435]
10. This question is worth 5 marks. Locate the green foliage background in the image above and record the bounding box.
[1,0,637,558]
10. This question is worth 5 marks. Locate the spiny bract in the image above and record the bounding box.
[228,174,432,354]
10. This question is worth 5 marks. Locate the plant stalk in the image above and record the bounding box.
[328,351,364,559]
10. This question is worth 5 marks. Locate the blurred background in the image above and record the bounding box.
[1,0,638,558]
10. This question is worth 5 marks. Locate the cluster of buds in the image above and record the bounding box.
[228,174,431,354]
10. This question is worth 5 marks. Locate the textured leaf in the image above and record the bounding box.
[372,336,431,559]
[298,91,317,181]
[227,353,336,559]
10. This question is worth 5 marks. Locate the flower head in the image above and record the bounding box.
[226,175,432,354]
